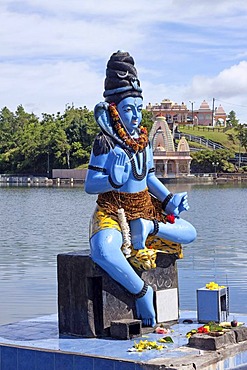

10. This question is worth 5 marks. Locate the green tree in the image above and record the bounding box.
[63,106,99,168]
[226,132,236,146]
[0,106,41,173]
[190,149,235,173]
[227,110,239,127]
[0,104,155,174]
[141,109,153,133]
[39,112,71,173]
[0,107,15,155]
[234,123,247,152]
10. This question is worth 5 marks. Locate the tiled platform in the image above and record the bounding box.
[0,312,247,370]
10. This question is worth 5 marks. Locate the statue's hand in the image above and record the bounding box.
[110,152,130,186]
[165,192,189,216]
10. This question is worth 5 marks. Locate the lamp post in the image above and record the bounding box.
[237,124,244,170]
[66,148,70,169]
[212,161,219,178]
[47,150,50,178]
[238,149,241,169]
[211,97,215,126]
[189,100,195,125]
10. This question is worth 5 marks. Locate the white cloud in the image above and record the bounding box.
[141,61,247,122]
[0,61,104,115]
[186,61,247,120]
[190,61,247,97]
[1,0,247,120]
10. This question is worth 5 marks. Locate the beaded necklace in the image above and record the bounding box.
[108,103,149,152]
[123,148,147,180]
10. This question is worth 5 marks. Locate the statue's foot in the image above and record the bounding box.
[135,285,156,327]
[130,219,154,250]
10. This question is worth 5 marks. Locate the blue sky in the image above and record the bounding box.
[1,0,247,121]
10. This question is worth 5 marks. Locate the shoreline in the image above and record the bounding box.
[0,173,247,187]
[0,311,246,370]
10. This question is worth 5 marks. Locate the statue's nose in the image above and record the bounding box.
[133,109,139,119]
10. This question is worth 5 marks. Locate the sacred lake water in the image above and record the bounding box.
[0,183,246,325]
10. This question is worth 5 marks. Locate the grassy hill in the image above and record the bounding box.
[178,125,242,152]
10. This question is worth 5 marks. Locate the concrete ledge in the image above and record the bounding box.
[0,312,247,370]
[147,341,247,369]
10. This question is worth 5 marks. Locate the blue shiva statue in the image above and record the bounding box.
[85,51,196,327]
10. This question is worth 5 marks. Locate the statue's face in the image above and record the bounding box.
[117,97,143,135]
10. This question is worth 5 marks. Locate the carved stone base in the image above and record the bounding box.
[57,249,179,338]
[189,327,247,350]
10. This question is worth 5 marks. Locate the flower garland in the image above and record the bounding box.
[108,102,149,152]
[117,208,131,258]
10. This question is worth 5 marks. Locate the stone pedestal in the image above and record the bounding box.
[57,249,179,338]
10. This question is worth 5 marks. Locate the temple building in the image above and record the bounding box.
[195,100,212,126]
[146,99,227,127]
[146,99,188,126]
[149,116,191,178]
[214,104,227,126]
[194,101,227,126]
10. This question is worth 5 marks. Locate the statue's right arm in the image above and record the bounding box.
[85,134,130,194]
[84,151,112,194]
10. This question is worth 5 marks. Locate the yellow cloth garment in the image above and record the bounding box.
[89,206,183,270]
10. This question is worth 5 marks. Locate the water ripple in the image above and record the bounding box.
[0,184,246,324]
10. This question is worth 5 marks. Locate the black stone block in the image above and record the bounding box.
[57,249,178,338]
[110,319,142,340]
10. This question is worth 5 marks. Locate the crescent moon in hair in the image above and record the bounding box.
[117,71,129,78]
